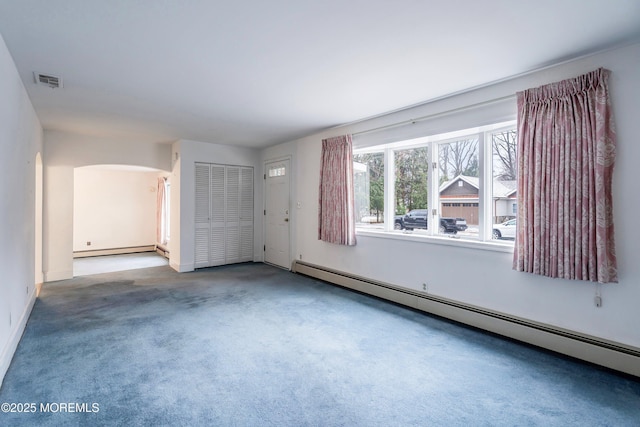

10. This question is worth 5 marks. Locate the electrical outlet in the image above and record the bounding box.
[87,241,91,246]
[299,254,302,260]
[594,295,602,307]
[422,283,427,291]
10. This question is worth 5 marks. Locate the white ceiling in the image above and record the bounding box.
[1,0,639,148]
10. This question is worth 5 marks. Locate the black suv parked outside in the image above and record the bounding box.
[394,209,467,234]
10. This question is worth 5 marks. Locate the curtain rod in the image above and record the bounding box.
[351,94,516,137]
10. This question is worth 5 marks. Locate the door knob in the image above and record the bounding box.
[284,218,289,222]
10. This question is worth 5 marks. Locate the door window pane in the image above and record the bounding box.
[268,166,286,177]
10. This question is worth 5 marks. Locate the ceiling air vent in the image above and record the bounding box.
[33,72,63,89]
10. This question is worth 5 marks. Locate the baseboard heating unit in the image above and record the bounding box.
[73,245,156,258]
[293,260,640,378]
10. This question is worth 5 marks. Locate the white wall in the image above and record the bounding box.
[43,166,74,280]
[43,131,171,281]
[263,43,640,349]
[34,153,43,285]
[73,167,159,252]
[170,139,261,272]
[0,34,43,385]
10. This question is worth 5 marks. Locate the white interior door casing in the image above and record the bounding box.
[194,163,211,268]
[265,159,291,269]
[195,163,253,268]
[239,167,254,260]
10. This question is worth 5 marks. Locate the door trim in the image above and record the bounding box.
[263,155,293,270]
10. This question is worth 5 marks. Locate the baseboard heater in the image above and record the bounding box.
[73,245,156,258]
[293,260,640,378]
[155,245,170,259]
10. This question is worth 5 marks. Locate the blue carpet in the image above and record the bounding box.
[1,263,638,426]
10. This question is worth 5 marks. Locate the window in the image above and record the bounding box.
[353,151,385,230]
[161,180,171,243]
[268,166,286,177]
[353,121,517,245]
[438,136,479,236]
[164,181,171,241]
[491,129,517,240]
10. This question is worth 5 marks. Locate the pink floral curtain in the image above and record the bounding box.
[318,134,357,246]
[514,68,617,283]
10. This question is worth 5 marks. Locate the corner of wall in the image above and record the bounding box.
[170,261,194,273]
[43,270,74,282]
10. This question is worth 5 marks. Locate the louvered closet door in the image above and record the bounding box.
[210,165,226,266]
[224,167,241,263]
[194,163,211,268]
[239,167,254,262]
[195,163,254,268]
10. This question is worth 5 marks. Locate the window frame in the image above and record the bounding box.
[354,121,516,252]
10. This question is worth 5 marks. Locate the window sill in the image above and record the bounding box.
[356,229,515,253]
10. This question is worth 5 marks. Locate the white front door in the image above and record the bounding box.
[264,159,291,269]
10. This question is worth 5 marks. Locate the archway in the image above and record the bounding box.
[72,164,170,276]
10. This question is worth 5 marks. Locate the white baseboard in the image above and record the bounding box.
[0,289,36,389]
[170,261,194,273]
[43,269,73,282]
[293,260,640,378]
